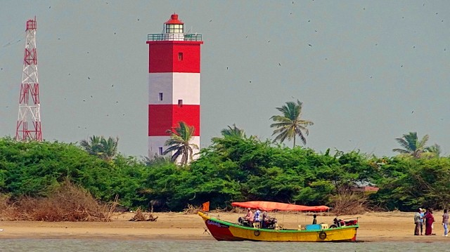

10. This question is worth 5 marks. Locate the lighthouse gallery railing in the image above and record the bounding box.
[147,33,202,41]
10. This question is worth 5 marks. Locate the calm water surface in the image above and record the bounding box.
[0,239,447,252]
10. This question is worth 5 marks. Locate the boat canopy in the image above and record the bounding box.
[231,201,329,212]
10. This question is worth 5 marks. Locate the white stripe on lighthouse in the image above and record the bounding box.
[148,73,200,105]
[148,136,200,160]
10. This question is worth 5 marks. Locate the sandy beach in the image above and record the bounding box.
[0,211,448,242]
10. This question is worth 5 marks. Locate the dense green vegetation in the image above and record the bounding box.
[1,133,449,212]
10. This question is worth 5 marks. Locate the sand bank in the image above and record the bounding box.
[0,211,448,242]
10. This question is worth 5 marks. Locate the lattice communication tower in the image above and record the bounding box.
[15,17,42,141]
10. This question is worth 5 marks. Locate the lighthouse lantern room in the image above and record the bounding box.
[146,14,203,161]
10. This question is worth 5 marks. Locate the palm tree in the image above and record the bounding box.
[80,135,102,155]
[270,100,314,147]
[425,144,441,158]
[211,124,258,158]
[142,155,172,166]
[80,136,119,161]
[392,132,429,158]
[100,136,119,161]
[163,122,199,166]
[220,124,246,139]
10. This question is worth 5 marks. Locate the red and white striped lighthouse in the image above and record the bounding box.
[146,14,203,159]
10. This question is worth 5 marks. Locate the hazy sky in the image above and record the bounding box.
[1,0,449,158]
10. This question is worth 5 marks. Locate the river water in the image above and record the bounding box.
[0,239,447,252]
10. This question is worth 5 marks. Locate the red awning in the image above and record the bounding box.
[231,201,329,212]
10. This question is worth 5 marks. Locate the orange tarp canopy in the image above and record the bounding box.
[231,201,329,212]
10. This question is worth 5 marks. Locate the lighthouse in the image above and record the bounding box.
[146,14,203,160]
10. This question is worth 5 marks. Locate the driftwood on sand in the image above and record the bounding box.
[129,208,158,222]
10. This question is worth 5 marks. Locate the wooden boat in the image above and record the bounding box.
[199,201,359,242]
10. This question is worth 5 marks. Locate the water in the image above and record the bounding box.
[0,239,446,252]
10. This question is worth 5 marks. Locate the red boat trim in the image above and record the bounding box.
[205,219,243,241]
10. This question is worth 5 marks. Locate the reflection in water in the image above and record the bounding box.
[0,239,444,252]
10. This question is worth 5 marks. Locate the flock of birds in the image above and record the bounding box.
[0,1,448,135]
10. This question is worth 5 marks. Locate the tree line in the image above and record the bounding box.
[0,100,447,212]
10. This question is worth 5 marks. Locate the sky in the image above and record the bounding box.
[1,0,449,159]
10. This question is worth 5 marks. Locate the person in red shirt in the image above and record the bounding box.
[424,208,435,235]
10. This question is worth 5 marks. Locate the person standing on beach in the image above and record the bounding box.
[424,208,435,235]
[414,208,422,235]
[419,208,424,235]
[442,209,449,237]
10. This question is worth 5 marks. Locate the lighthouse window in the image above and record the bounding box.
[166,24,183,33]
[159,147,163,155]
[159,93,163,101]
[178,52,183,61]
[178,99,183,107]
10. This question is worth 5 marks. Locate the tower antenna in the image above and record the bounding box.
[15,17,42,141]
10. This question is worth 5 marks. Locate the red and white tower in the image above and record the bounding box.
[146,14,203,159]
[15,17,42,141]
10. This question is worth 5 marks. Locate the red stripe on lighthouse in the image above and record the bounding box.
[148,104,200,136]
[147,41,203,73]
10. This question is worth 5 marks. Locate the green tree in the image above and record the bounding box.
[211,124,248,156]
[393,132,429,158]
[270,100,314,147]
[80,136,119,161]
[164,122,199,166]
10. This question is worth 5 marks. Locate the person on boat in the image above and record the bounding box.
[254,208,261,226]
[414,208,423,235]
[312,214,317,225]
[261,212,277,229]
[238,208,254,226]
[424,208,435,235]
[244,208,254,225]
[261,210,268,228]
